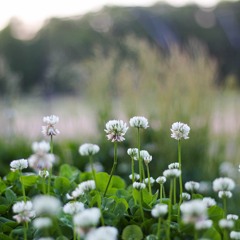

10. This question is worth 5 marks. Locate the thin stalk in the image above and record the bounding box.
[157,218,161,239]
[160,184,163,203]
[167,179,173,240]
[20,175,26,202]
[23,222,27,240]
[139,189,145,221]
[104,142,117,196]
[173,178,177,204]
[131,157,135,183]
[48,135,53,195]
[223,197,227,218]
[223,229,228,240]
[137,128,142,182]
[194,229,198,240]
[178,140,183,199]
[146,164,152,195]
[73,227,77,240]
[89,155,97,188]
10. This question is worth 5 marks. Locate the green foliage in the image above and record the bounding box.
[122,225,144,240]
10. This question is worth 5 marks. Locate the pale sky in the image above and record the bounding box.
[0,0,227,33]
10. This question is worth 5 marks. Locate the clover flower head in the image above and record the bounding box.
[202,197,216,208]
[79,143,100,156]
[227,214,239,221]
[28,152,55,171]
[32,141,50,154]
[73,207,101,228]
[33,195,61,216]
[170,122,190,140]
[33,217,52,229]
[144,177,155,185]
[85,226,118,240]
[133,182,146,190]
[168,162,180,169]
[182,192,191,201]
[163,169,181,179]
[195,220,213,230]
[63,202,85,215]
[38,170,49,178]
[156,176,166,184]
[127,148,139,160]
[129,116,149,129]
[219,219,234,229]
[105,120,128,142]
[42,115,60,136]
[213,177,235,192]
[12,201,35,223]
[185,181,200,192]
[140,150,152,164]
[230,231,240,239]
[220,162,236,178]
[129,173,140,181]
[180,199,207,224]
[10,159,28,171]
[151,204,168,218]
[218,190,233,199]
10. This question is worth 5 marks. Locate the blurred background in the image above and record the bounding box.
[0,0,240,206]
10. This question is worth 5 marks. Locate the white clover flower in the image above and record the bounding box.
[67,180,96,199]
[38,170,49,178]
[202,197,216,208]
[32,141,50,154]
[127,148,139,160]
[28,152,55,171]
[218,190,233,199]
[133,182,146,190]
[182,192,191,201]
[168,162,180,169]
[140,150,152,164]
[180,199,207,224]
[104,120,128,142]
[213,177,235,192]
[129,173,140,181]
[219,219,234,229]
[156,176,166,184]
[185,181,200,192]
[220,162,237,178]
[199,181,211,194]
[144,177,155,185]
[151,204,168,218]
[230,231,240,239]
[12,201,35,223]
[170,122,190,140]
[79,143,100,156]
[33,217,52,229]
[10,159,28,171]
[129,116,149,129]
[42,115,60,136]
[195,220,213,230]
[73,208,101,227]
[227,214,239,221]
[85,226,118,240]
[33,195,61,216]
[163,169,181,179]
[63,202,85,215]
[85,162,104,172]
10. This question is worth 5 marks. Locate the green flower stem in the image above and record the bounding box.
[173,178,177,204]
[23,222,27,240]
[160,184,163,203]
[20,175,26,202]
[42,177,46,194]
[89,155,97,188]
[48,135,53,195]
[178,140,183,199]
[223,197,227,218]
[137,128,143,182]
[131,157,135,183]
[146,164,152,195]
[73,227,77,240]
[167,179,173,240]
[104,142,118,196]
[223,229,228,240]
[194,229,198,240]
[139,189,145,221]
[157,218,162,239]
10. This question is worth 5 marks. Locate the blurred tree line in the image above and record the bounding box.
[0,1,240,95]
